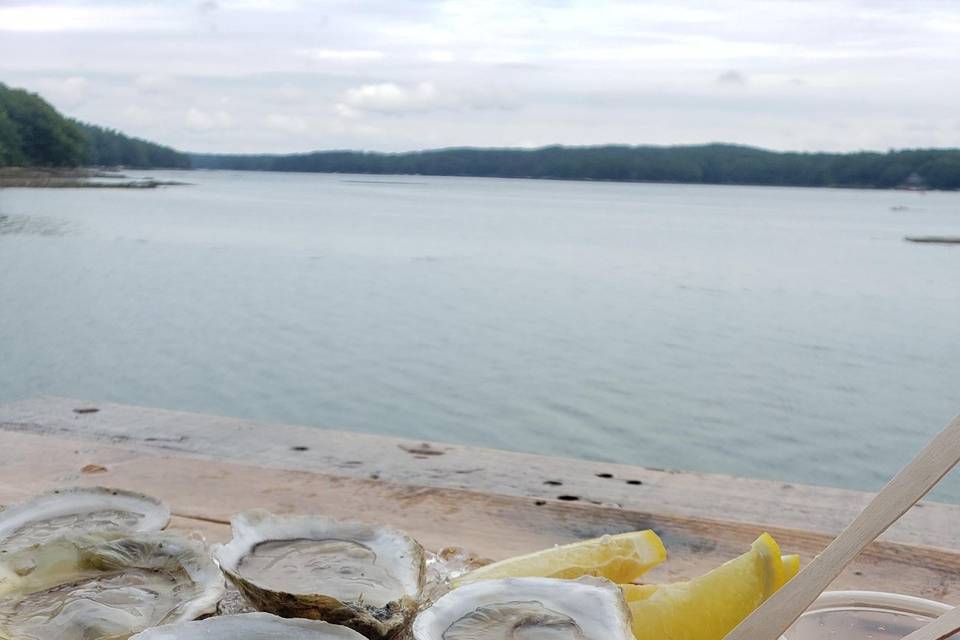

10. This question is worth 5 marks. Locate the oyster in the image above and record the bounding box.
[0,487,170,553]
[129,612,370,640]
[412,577,634,640]
[213,510,425,639]
[0,532,224,640]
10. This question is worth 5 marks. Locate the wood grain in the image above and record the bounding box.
[2,428,960,603]
[2,396,959,551]
[900,606,960,640]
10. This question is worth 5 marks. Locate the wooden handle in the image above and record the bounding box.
[724,415,960,640]
[899,606,960,640]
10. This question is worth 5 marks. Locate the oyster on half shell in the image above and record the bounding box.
[412,577,634,640]
[130,612,370,640]
[213,510,425,640]
[0,487,170,553]
[0,532,225,640]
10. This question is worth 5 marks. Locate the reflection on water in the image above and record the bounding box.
[0,213,71,236]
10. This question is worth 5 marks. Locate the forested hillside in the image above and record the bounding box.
[76,122,189,168]
[193,144,960,190]
[0,83,188,169]
[0,83,86,166]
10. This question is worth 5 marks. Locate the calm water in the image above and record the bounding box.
[1,171,959,500]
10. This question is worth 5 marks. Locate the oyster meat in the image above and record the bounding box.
[213,510,425,639]
[130,612,370,640]
[0,532,224,640]
[412,576,634,640]
[0,487,170,553]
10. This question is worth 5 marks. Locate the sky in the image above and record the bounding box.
[1,0,959,154]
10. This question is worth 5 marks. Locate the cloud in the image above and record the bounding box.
[186,107,233,130]
[335,104,361,119]
[33,76,91,108]
[265,113,308,133]
[0,4,174,32]
[421,50,456,63]
[333,81,519,120]
[122,104,156,127]
[717,70,747,85]
[218,0,303,10]
[5,1,960,153]
[60,76,89,98]
[135,74,177,93]
[301,49,384,61]
[338,82,442,115]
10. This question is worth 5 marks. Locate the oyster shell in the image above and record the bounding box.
[0,487,170,553]
[129,612,370,640]
[0,532,225,640]
[213,510,425,639]
[412,577,634,640]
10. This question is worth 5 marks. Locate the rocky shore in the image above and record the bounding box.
[0,167,187,189]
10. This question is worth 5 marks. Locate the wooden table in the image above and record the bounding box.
[1,397,959,601]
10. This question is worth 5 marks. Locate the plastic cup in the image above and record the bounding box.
[781,590,956,640]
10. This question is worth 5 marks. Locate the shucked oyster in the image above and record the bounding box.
[130,612,370,640]
[412,577,634,640]
[0,487,170,553]
[213,510,425,639]
[0,532,225,640]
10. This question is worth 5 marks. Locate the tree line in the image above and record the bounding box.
[193,144,960,190]
[2,80,959,189]
[0,82,189,169]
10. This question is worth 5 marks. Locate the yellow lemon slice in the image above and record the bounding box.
[454,530,666,586]
[780,553,801,587]
[622,533,800,640]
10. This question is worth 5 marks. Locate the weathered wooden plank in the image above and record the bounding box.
[1,396,958,550]
[2,430,960,603]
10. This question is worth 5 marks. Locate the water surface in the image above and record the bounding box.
[1,171,958,499]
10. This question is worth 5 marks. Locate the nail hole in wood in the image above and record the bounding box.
[595,473,614,478]
[291,446,309,452]
[543,480,563,486]
[625,479,643,485]
[73,407,99,414]
[534,500,546,506]
[556,495,580,501]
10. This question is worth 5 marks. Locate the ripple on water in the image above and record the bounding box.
[0,213,72,236]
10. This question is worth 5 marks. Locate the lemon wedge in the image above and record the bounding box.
[453,530,666,587]
[780,553,801,586]
[621,533,800,640]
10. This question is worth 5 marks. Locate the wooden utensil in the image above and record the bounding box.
[724,415,960,640]
[900,606,960,640]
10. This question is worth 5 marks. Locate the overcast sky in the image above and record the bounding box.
[1,0,958,154]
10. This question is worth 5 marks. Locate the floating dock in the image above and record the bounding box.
[905,236,960,244]
[1,396,959,601]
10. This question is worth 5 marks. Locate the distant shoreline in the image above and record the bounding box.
[189,144,960,192]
